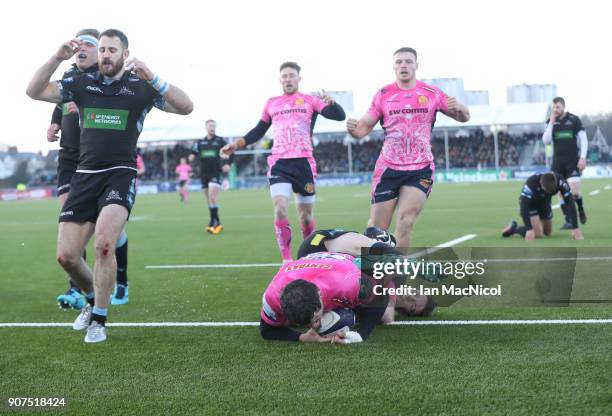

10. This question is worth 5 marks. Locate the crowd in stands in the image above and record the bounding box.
[135,131,542,180]
[9,129,612,188]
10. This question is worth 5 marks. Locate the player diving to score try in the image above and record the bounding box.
[260,228,436,344]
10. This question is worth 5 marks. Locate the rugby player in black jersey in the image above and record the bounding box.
[27,29,193,343]
[189,120,231,234]
[502,172,584,241]
[47,28,98,311]
[542,97,588,229]
[48,29,132,309]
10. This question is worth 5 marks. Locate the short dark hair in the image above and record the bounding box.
[393,47,417,60]
[279,61,301,74]
[540,172,557,194]
[552,96,565,106]
[280,279,321,326]
[396,296,437,317]
[205,119,216,125]
[100,29,129,49]
[76,28,100,39]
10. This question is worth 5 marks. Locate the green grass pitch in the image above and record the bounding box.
[1,179,611,415]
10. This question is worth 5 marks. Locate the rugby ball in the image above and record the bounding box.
[317,308,355,336]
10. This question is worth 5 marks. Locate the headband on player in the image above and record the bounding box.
[78,35,99,47]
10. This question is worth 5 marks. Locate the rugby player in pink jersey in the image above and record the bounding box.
[347,47,470,250]
[175,157,192,202]
[260,230,435,343]
[221,62,346,262]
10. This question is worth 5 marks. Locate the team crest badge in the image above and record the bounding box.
[295,98,305,105]
[419,178,432,188]
[305,182,315,194]
[418,95,428,106]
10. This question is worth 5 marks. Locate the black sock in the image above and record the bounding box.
[209,207,219,225]
[116,239,128,286]
[91,313,106,326]
[516,226,528,237]
[560,202,571,223]
[368,241,403,256]
[86,296,95,307]
[82,249,87,261]
[575,197,584,210]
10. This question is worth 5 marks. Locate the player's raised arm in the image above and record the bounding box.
[346,113,377,139]
[125,58,193,115]
[220,119,272,158]
[26,39,81,103]
[318,89,346,121]
[442,95,470,122]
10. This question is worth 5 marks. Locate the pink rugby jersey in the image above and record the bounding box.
[175,164,192,181]
[260,252,363,327]
[261,92,328,160]
[367,80,448,171]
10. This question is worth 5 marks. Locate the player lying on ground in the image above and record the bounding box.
[260,228,435,344]
[297,228,436,324]
[502,172,583,241]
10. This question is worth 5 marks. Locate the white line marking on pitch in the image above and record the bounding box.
[604,185,612,190]
[552,187,603,209]
[481,256,612,263]
[1,319,611,328]
[146,263,280,270]
[145,234,478,269]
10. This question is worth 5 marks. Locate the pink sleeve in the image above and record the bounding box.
[175,166,179,173]
[136,155,144,169]
[366,90,383,120]
[188,166,193,173]
[261,291,284,326]
[436,87,448,113]
[260,99,272,123]
[311,95,328,113]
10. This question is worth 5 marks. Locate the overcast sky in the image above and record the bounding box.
[2,0,609,153]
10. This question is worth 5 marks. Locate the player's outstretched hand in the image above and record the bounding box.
[220,142,238,159]
[299,329,345,344]
[319,89,335,105]
[47,123,60,142]
[125,58,154,82]
[55,39,81,61]
[571,229,584,240]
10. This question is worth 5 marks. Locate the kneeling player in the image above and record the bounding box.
[502,172,583,241]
